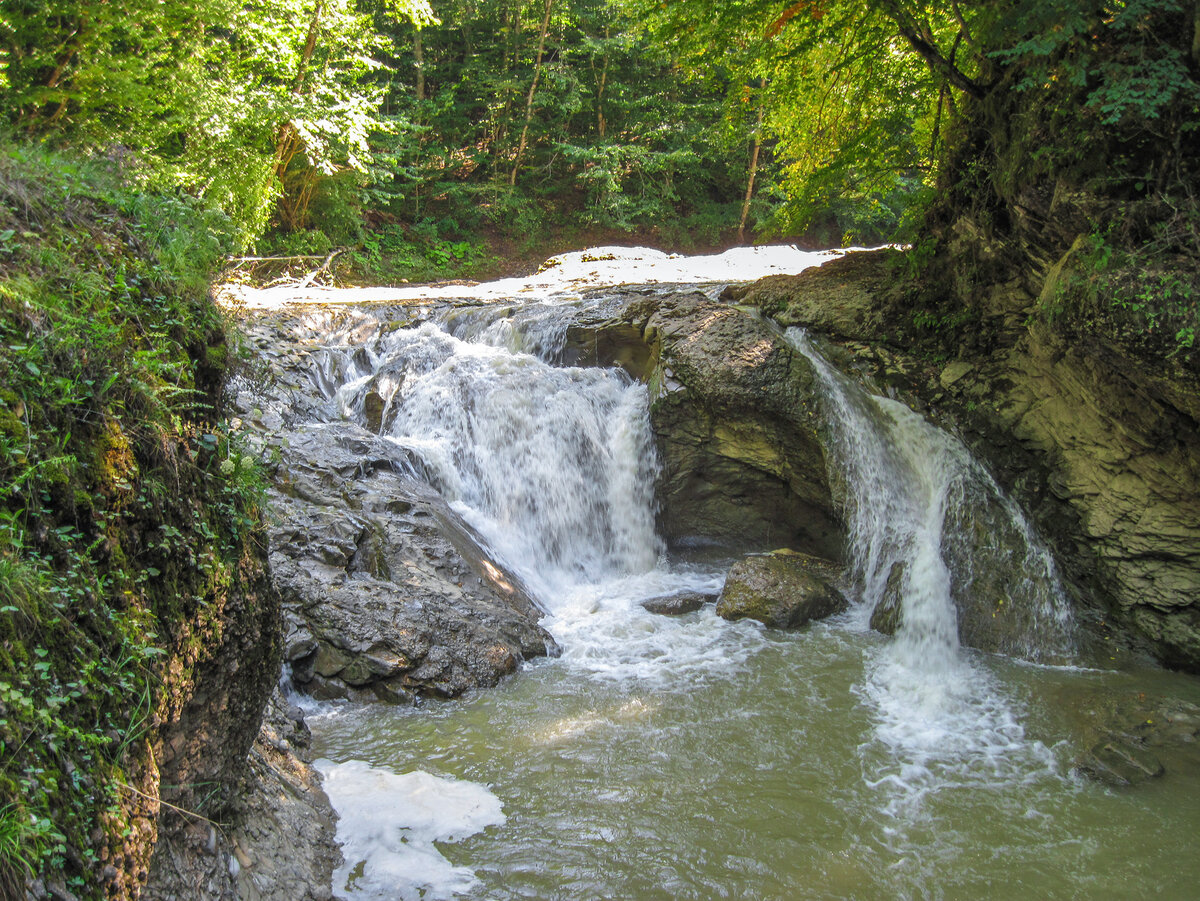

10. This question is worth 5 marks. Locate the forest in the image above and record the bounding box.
[3,0,1194,284]
[1,1,1199,898]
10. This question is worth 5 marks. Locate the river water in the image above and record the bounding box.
[274,249,1200,901]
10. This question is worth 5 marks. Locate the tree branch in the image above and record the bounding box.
[875,0,986,99]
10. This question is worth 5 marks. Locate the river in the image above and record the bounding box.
[241,247,1200,901]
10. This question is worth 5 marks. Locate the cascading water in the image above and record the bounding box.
[783,327,1074,663]
[284,288,1200,901]
[785,327,1075,829]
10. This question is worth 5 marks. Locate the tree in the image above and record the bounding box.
[0,0,436,244]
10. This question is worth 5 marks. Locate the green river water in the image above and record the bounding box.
[294,276,1200,901]
[309,609,1200,901]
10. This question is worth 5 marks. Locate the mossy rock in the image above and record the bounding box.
[717,550,847,629]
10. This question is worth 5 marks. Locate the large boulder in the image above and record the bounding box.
[265,422,557,702]
[566,293,845,560]
[716,551,848,629]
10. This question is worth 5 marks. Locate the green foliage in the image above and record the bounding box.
[0,0,434,247]
[348,220,496,282]
[0,141,270,897]
[1047,220,1200,369]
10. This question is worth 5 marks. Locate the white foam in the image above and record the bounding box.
[221,244,863,309]
[316,759,506,900]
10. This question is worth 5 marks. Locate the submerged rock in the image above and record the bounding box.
[716,551,848,629]
[1076,737,1165,787]
[641,591,714,616]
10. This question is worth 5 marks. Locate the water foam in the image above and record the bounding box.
[316,759,506,900]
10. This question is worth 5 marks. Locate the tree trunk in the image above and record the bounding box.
[509,0,554,186]
[596,26,610,138]
[414,28,425,101]
[738,79,767,243]
[273,0,325,228]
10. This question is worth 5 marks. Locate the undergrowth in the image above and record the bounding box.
[0,141,271,897]
[1045,197,1200,371]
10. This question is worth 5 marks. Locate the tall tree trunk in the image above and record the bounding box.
[596,26,610,138]
[274,0,325,227]
[509,0,554,186]
[738,79,767,243]
[414,28,425,101]
[1192,0,1200,66]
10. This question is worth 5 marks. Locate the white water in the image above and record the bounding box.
[785,327,1074,825]
[298,266,1111,899]
[224,244,857,310]
[317,759,506,900]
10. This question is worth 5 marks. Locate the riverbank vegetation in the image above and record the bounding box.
[0,143,277,898]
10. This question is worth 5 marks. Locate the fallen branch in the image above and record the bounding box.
[115,781,229,837]
[296,247,345,290]
[227,253,327,264]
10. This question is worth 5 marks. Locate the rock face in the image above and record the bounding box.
[736,249,1200,671]
[231,690,342,901]
[268,423,556,701]
[716,551,848,629]
[567,293,844,560]
[145,689,341,901]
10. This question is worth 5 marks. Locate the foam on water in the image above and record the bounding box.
[223,243,862,310]
[316,759,506,900]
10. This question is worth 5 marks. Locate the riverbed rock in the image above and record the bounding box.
[1075,737,1165,787]
[641,591,714,615]
[267,422,557,700]
[566,292,844,559]
[716,551,848,629]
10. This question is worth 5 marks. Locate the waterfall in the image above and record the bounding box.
[784,328,1074,665]
[327,321,662,592]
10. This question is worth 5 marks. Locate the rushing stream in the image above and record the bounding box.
[273,255,1200,901]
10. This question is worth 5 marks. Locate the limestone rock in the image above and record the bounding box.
[723,250,905,341]
[717,551,848,629]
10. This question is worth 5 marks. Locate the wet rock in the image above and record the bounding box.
[1076,737,1165,787]
[362,390,385,433]
[869,562,905,636]
[717,551,848,629]
[572,293,844,559]
[267,421,557,701]
[732,248,1200,671]
[641,591,714,616]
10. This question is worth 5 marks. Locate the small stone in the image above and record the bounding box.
[641,591,713,615]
